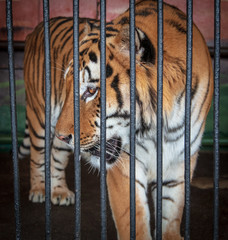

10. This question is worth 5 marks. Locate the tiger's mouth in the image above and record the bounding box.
[86,137,122,164]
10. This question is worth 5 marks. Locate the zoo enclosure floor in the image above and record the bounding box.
[0,151,228,240]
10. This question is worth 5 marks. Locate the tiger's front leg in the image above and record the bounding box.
[50,136,74,205]
[151,153,198,240]
[107,153,152,240]
[29,116,74,205]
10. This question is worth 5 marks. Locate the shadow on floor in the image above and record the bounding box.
[0,151,228,240]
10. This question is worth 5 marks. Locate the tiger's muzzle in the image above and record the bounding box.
[85,136,122,165]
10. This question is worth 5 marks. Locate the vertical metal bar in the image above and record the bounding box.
[156,0,163,239]
[100,0,107,239]
[213,0,220,239]
[185,0,193,239]
[43,0,51,239]
[129,0,136,239]
[6,0,21,239]
[73,0,81,239]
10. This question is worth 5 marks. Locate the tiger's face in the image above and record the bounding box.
[56,23,156,169]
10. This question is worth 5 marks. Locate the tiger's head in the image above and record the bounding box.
[55,21,157,169]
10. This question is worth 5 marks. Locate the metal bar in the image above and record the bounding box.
[213,0,220,239]
[184,0,193,239]
[6,0,21,239]
[43,0,51,239]
[73,0,81,239]
[156,0,163,239]
[100,0,107,239]
[129,0,136,239]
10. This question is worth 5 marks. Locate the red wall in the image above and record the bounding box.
[0,0,227,44]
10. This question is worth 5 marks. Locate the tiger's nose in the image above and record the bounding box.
[56,134,72,144]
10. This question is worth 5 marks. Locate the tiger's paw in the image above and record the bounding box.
[29,188,45,203]
[51,187,75,206]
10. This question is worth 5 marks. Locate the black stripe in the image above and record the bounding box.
[179,120,205,156]
[79,28,84,37]
[36,38,42,92]
[148,85,157,111]
[106,33,116,38]
[151,180,184,192]
[94,121,100,127]
[167,118,185,133]
[60,34,72,52]
[24,132,30,138]
[32,32,39,94]
[66,48,72,64]
[106,111,130,120]
[42,61,45,102]
[80,39,90,46]
[31,159,45,168]
[165,19,187,34]
[80,48,89,56]
[118,16,129,25]
[30,138,44,152]
[135,158,148,174]
[85,66,91,79]
[111,74,123,108]
[106,64,113,78]
[109,43,115,49]
[191,76,199,99]
[60,26,73,41]
[53,48,58,107]
[21,141,30,150]
[88,33,98,36]
[50,18,72,39]
[136,141,148,153]
[136,179,146,190]
[135,8,156,16]
[194,74,211,125]
[106,26,119,32]
[89,78,99,83]
[28,119,45,140]
[162,196,175,202]
[59,54,66,100]
[164,130,184,143]
[136,90,151,135]
[177,90,185,104]
[52,155,62,164]
[163,180,184,188]
[52,26,67,47]
[55,167,64,172]
[151,183,157,192]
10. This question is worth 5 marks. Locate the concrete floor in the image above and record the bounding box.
[0,151,228,240]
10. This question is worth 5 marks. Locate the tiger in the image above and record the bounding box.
[20,16,99,205]
[55,0,213,239]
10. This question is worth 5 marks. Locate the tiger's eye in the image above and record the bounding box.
[88,87,97,95]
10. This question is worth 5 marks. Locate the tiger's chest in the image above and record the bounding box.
[132,96,204,183]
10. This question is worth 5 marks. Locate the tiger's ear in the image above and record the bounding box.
[84,20,99,35]
[116,25,155,64]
